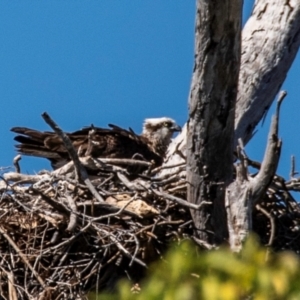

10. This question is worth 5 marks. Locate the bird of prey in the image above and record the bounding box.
[11,117,181,170]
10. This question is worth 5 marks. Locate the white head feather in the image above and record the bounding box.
[141,117,181,156]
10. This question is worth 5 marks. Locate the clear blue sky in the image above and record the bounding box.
[0,1,299,183]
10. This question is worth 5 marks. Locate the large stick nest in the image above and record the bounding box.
[0,156,189,299]
[0,153,300,299]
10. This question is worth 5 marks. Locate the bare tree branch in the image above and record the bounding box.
[251,91,285,199]
[235,0,300,145]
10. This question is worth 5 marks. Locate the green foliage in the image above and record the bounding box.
[89,235,300,300]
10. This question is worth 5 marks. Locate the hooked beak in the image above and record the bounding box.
[171,124,181,132]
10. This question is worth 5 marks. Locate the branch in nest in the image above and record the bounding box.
[13,155,21,174]
[255,204,275,247]
[150,162,186,176]
[66,194,78,232]
[41,112,105,215]
[0,226,46,288]
[153,190,211,210]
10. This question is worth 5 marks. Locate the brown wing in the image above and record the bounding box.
[82,125,163,165]
[11,125,162,169]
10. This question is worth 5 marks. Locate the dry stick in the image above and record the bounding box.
[2,172,50,184]
[53,156,131,175]
[153,174,182,186]
[13,155,21,174]
[31,188,69,215]
[76,200,140,218]
[152,220,184,227]
[285,179,300,191]
[79,256,97,277]
[127,232,140,267]
[153,190,212,210]
[251,91,286,202]
[153,165,186,181]
[290,155,298,179]
[256,204,275,247]
[10,194,32,213]
[41,112,104,218]
[49,245,73,283]
[96,226,147,268]
[32,222,49,277]
[42,199,136,255]
[66,194,78,232]
[168,184,187,193]
[6,271,18,300]
[117,172,146,191]
[136,220,185,235]
[94,158,151,168]
[270,177,300,214]
[150,162,186,176]
[191,236,214,250]
[0,226,46,288]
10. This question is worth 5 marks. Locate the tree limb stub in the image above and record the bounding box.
[251,91,285,200]
[187,0,242,244]
[226,92,285,252]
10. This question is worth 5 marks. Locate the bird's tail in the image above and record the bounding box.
[11,127,62,160]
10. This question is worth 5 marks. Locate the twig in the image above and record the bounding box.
[5,270,18,300]
[256,204,275,247]
[0,172,52,192]
[0,226,46,288]
[66,194,78,232]
[150,162,186,176]
[290,155,298,179]
[191,236,214,250]
[30,188,69,215]
[152,173,182,186]
[96,227,147,268]
[153,166,186,181]
[117,172,146,191]
[76,200,141,218]
[153,190,212,210]
[95,158,151,168]
[127,232,140,267]
[42,198,137,255]
[13,155,22,174]
[167,184,187,193]
[251,90,285,202]
[41,112,104,219]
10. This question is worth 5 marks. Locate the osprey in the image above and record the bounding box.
[11,117,181,170]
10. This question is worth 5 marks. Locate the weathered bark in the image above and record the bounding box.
[187,0,242,244]
[164,0,300,250]
[163,0,300,169]
[235,0,300,145]
[162,0,300,247]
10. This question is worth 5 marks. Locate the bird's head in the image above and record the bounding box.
[142,117,181,155]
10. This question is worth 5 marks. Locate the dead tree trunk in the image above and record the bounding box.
[187,0,242,244]
[163,0,300,247]
[164,0,300,169]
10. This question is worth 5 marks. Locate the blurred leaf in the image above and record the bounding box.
[91,234,300,300]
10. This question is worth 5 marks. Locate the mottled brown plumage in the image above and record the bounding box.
[11,117,181,170]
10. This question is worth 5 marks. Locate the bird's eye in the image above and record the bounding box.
[164,122,170,127]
